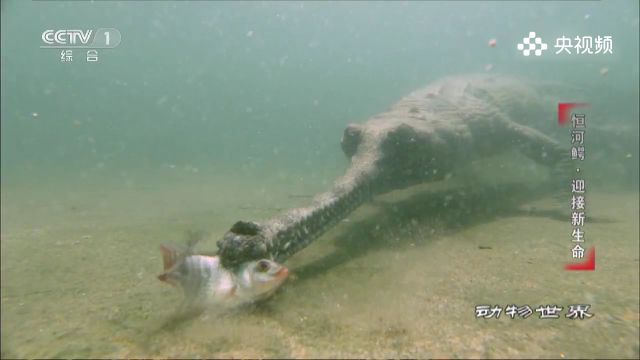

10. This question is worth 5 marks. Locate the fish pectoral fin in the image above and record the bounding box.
[223,285,237,300]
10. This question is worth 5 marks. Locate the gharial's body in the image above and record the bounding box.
[217,74,571,269]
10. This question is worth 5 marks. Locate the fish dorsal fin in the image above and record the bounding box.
[185,229,207,250]
[160,245,178,271]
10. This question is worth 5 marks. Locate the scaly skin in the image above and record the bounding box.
[216,74,571,269]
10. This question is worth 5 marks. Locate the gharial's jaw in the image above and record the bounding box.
[217,221,270,269]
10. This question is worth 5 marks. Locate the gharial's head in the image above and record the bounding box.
[217,220,271,269]
[237,258,289,299]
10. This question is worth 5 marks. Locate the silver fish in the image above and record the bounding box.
[158,245,289,308]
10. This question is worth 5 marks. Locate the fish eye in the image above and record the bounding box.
[256,260,270,272]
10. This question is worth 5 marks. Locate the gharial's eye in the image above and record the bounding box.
[256,260,270,272]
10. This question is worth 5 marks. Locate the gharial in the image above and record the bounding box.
[161,74,572,303]
[215,74,572,269]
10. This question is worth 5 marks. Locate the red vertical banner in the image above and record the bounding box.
[558,103,590,126]
[565,247,596,271]
[559,102,595,271]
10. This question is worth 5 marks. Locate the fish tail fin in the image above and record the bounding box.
[158,231,206,286]
[158,245,183,285]
[160,244,179,271]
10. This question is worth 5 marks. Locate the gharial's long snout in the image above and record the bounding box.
[217,220,270,269]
